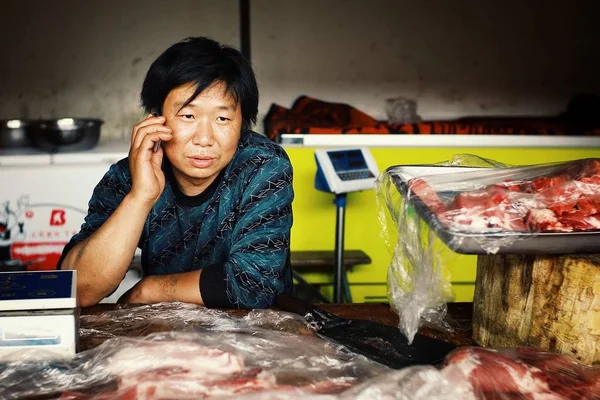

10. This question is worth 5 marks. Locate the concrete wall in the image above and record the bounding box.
[252,0,600,124]
[0,0,598,140]
[0,0,238,141]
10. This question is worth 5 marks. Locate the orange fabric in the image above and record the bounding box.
[264,96,600,142]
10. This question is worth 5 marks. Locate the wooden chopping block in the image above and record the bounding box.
[472,254,600,365]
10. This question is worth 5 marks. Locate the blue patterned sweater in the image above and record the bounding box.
[58,131,294,309]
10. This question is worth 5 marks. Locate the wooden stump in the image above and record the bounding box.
[472,254,600,365]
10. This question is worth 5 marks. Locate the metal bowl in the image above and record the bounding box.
[0,119,36,149]
[31,118,103,153]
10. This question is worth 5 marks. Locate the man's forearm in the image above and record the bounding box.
[124,270,204,305]
[61,194,153,306]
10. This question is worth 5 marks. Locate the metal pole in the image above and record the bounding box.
[334,194,347,304]
[239,0,251,62]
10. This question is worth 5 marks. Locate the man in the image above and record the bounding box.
[58,37,294,309]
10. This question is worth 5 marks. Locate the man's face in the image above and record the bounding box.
[161,81,242,194]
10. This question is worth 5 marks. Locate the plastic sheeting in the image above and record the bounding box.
[1,304,387,399]
[78,303,315,351]
[1,303,599,399]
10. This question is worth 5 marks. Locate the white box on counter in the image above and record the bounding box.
[0,270,78,361]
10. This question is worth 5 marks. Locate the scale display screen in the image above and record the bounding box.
[315,147,378,193]
[328,150,368,172]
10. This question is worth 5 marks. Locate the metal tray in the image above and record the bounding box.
[387,165,600,255]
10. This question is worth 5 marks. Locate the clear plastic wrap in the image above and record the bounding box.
[78,303,315,351]
[6,332,598,399]
[376,156,600,343]
[1,306,389,399]
[2,300,598,399]
[232,346,600,400]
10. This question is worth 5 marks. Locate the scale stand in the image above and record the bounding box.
[333,193,352,304]
[314,147,379,304]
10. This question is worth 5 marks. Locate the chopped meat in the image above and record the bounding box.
[526,209,562,231]
[580,175,600,185]
[448,190,494,211]
[409,178,447,214]
[576,197,600,216]
[486,185,516,205]
[439,192,528,232]
[437,208,522,233]
[537,182,581,215]
[417,158,600,233]
[582,159,600,177]
[498,180,523,193]
[532,175,569,192]
[558,213,600,231]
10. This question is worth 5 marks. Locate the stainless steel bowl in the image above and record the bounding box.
[0,119,36,149]
[32,118,103,153]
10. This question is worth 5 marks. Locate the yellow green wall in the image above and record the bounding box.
[286,146,600,303]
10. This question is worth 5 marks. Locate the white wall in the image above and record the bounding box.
[0,0,598,140]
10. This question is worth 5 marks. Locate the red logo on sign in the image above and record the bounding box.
[50,209,66,226]
[25,210,34,219]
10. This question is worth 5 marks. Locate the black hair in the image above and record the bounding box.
[140,37,259,132]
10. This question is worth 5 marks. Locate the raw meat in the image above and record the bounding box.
[445,347,552,396]
[444,347,600,400]
[526,208,561,231]
[410,159,600,233]
[106,341,244,377]
[532,175,569,193]
[576,197,600,215]
[409,178,447,214]
[118,368,278,399]
[582,159,600,177]
[61,340,356,399]
[558,213,600,231]
[439,189,528,232]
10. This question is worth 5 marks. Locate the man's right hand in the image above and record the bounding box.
[128,114,173,206]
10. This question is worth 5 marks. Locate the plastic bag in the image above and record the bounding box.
[376,156,600,343]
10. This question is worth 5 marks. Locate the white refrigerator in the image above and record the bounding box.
[0,142,142,303]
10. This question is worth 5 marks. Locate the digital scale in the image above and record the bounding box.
[314,148,379,303]
[315,148,378,194]
[0,270,78,361]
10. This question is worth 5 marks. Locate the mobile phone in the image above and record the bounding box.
[151,110,161,152]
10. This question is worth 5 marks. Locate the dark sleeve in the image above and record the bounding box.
[200,153,294,309]
[57,161,130,269]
